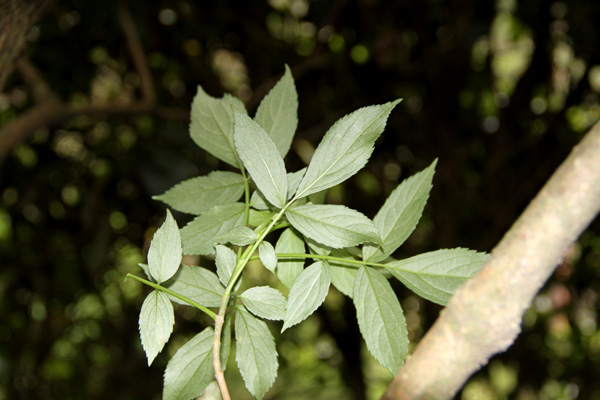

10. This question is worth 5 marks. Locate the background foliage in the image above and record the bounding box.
[1,0,600,399]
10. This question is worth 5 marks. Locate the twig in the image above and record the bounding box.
[382,119,600,399]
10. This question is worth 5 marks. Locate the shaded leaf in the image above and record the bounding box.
[286,168,306,200]
[148,210,182,283]
[249,209,273,227]
[153,171,245,215]
[235,306,278,399]
[294,100,401,199]
[180,203,246,255]
[165,265,224,308]
[234,110,288,208]
[215,225,257,246]
[241,286,286,320]
[384,248,489,305]
[216,245,237,286]
[190,86,246,168]
[254,65,298,158]
[282,261,331,331]
[353,267,408,374]
[363,160,437,262]
[139,290,174,366]
[330,265,357,298]
[259,241,277,272]
[275,228,305,288]
[286,203,381,249]
[163,327,214,400]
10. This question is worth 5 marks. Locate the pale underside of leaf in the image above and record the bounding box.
[286,203,381,249]
[240,286,286,320]
[147,210,182,283]
[215,225,257,246]
[164,265,224,308]
[153,171,245,215]
[384,248,489,305]
[189,86,246,168]
[216,245,237,287]
[139,290,174,366]
[363,159,437,262]
[235,306,278,399]
[163,327,214,400]
[282,261,331,331]
[258,241,278,272]
[275,228,305,288]
[353,267,408,374]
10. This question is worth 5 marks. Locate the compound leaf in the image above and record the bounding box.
[384,248,489,305]
[139,290,174,366]
[282,261,331,331]
[190,86,246,168]
[180,203,246,255]
[363,160,437,262]
[240,286,286,320]
[286,203,381,249]
[153,171,244,215]
[294,100,401,199]
[148,210,182,283]
[234,110,288,208]
[163,327,214,400]
[353,266,408,374]
[254,65,298,158]
[235,306,278,399]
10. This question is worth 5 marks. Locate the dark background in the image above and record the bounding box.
[1,0,600,399]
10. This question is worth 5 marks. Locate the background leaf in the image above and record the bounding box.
[384,248,489,305]
[180,203,246,255]
[286,203,381,249]
[294,100,401,199]
[363,160,437,262]
[286,168,306,200]
[164,265,224,307]
[148,210,182,283]
[275,228,305,288]
[139,290,174,366]
[235,306,278,399]
[254,64,298,158]
[258,241,278,272]
[282,261,331,331]
[163,327,214,400]
[240,286,286,320]
[353,267,408,374]
[234,110,288,208]
[216,245,237,287]
[190,86,246,168]
[153,171,245,215]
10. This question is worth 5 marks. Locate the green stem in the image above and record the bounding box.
[125,273,216,320]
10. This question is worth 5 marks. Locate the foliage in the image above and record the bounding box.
[129,66,488,399]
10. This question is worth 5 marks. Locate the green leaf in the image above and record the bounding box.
[294,100,401,199]
[163,327,214,400]
[286,168,306,200]
[180,203,246,255]
[139,290,174,366]
[216,245,237,286]
[330,265,357,298]
[249,209,273,227]
[258,241,277,272]
[153,171,245,215]
[250,190,272,210]
[275,228,305,288]
[240,286,286,320]
[190,86,246,168]
[215,225,258,246]
[235,306,278,399]
[148,210,182,283]
[234,109,288,208]
[254,65,298,158]
[306,237,331,256]
[363,160,437,262]
[165,265,224,308]
[384,248,489,305]
[286,203,381,249]
[282,261,331,331]
[353,267,408,374]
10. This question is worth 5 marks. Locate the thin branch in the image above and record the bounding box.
[382,119,600,400]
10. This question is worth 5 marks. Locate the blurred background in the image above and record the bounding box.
[1,0,600,399]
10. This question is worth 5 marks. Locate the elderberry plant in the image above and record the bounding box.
[127,65,488,400]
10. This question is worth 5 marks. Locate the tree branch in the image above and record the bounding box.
[382,119,600,399]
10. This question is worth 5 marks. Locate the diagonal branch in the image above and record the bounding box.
[382,119,600,399]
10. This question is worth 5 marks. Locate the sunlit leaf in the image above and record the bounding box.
[353,267,408,374]
[384,248,489,305]
[235,306,278,399]
[241,286,286,320]
[148,210,182,283]
[153,171,245,215]
[139,290,174,366]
